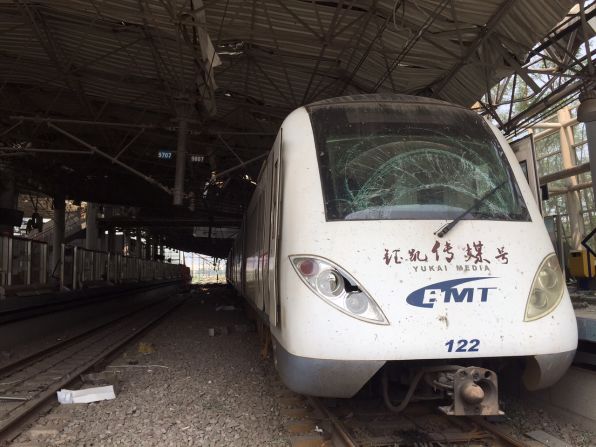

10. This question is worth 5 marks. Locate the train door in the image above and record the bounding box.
[240,216,247,296]
[255,194,264,310]
[261,158,273,314]
[512,134,542,215]
[268,132,282,327]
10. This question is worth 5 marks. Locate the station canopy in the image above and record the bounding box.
[0,0,593,257]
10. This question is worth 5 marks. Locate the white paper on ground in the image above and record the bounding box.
[57,385,116,404]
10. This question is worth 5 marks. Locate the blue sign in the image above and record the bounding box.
[406,277,496,309]
[158,150,174,159]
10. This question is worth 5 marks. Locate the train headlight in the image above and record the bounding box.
[525,254,565,321]
[290,255,389,325]
[345,292,369,314]
[316,269,343,297]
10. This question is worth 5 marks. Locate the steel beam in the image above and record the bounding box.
[0,146,93,154]
[11,116,158,129]
[47,122,172,194]
[213,152,268,179]
[558,107,585,250]
[578,92,596,209]
[432,0,518,97]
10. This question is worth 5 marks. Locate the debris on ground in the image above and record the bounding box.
[57,385,116,404]
[137,341,156,354]
[208,323,255,336]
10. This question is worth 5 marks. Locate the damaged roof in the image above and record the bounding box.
[0,0,584,256]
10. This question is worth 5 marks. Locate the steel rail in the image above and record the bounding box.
[468,416,530,447]
[308,395,532,447]
[307,397,357,447]
[0,294,186,442]
[0,280,180,325]
[0,287,175,376]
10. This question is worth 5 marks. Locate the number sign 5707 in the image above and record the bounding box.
[445,339,480,353]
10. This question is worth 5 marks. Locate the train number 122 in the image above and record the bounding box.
[445,339,480,353]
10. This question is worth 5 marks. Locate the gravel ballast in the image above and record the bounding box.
[14,286,289,446]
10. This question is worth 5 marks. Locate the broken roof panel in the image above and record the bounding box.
[0,0,583,256]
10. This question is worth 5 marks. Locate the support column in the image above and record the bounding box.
[558,108,585,250]
[85,203,98,250]
[108,228,116,253]
[152,238,158,261]
[135,229,142,258]
[0,164,20,236]
[173,117,189,206]
[51,196,65,275]
[578,91,596,211]
[145,235,152,260]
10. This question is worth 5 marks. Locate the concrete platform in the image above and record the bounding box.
[526,367,596,433]
[576,304,596,343]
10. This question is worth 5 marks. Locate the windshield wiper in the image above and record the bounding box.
[434,179,509,238]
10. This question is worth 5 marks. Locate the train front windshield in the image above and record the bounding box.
[309,101,530,222]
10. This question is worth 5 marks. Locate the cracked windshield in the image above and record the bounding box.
[309,100,530,222]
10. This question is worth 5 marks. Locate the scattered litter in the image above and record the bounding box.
[57,385,116,404]
[137,342,156,354]
[526,430,571,447]
[314,425,323,433]
[208,323,256,336]
[215,305,237,311]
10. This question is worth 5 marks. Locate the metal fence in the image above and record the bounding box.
[0,236,48,288]
[60,245,183,290]
[1,235,183,294]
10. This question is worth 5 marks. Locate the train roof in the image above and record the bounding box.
[305,94,467,111]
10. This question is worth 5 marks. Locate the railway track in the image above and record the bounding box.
[0,280,179,325]
[0,292,185,443]
[280,390,530,446]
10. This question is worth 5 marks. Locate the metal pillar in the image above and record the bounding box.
[558,108,585,250]
[0,164,19,235]
[85,203,98,250]
[152,238,158,261]
[145,235,152,260]
[578,91,596,210]
[108,228,116,253]
[51,197,65,275]
[173,117,189,206]
[135,229,142,258]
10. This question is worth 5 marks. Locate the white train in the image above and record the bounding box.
[227,94,578,415]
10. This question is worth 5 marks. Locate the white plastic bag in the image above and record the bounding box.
[57,386,116,404]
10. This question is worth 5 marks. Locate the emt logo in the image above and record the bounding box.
[406,277,496,309]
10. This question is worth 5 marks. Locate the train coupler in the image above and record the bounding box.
[438,366,502,416]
